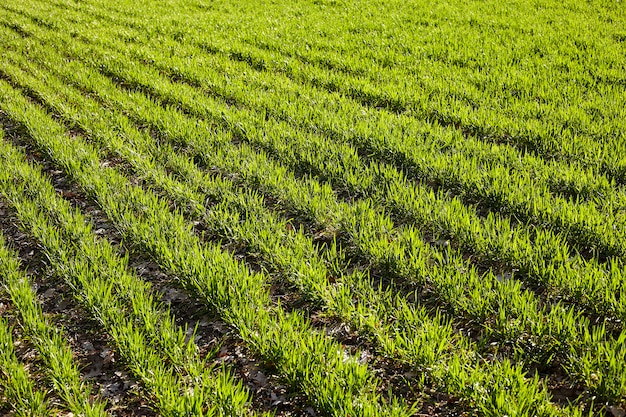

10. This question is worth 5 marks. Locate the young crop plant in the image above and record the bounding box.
[0,319,49,417]
[0,233,109,417]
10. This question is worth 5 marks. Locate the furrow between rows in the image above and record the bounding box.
[0,232,109,416]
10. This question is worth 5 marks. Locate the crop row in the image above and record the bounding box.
[0,314,50,416]
[0,230,107,416]
[0,128,259,415]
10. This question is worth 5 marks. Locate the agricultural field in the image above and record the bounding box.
[0,0,624,415]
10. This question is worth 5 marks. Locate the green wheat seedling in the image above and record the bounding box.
[0,234,109,416]
[0,318,49,417]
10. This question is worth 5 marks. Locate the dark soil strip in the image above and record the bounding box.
[308,311,467,417]
[0,123,157,417]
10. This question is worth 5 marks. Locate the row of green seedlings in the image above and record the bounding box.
[1,30,623,412]
[2,16,623,330]
[0,233,109,416]
[6,1,626,265]
[22,0,626,184]
[0,318,48,416]
[0,36,589,417]
[0,134,259,415]
[0,81,412,417]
